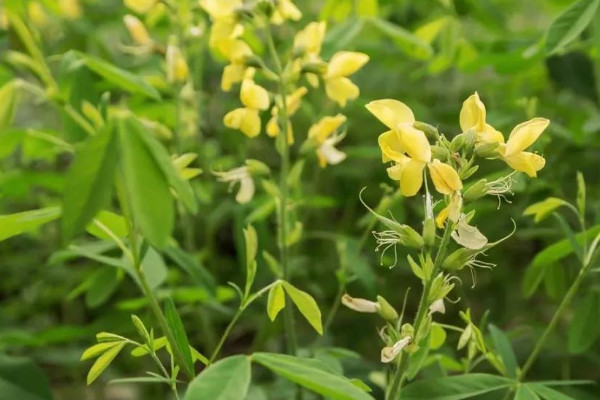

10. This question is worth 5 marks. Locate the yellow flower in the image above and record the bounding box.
[308,114,347,167]
[240,79,270,110]
[497,118,549,177]
[324,52,369,107]
[123,15,152,46]
[209,18,244,50]
[200,0,242,19]
[59,0,82,19]
[271,0,302,25]
[367,99,462,197]
[428,159,463,195]
[166,42,189,83]
[224,108,261,138]
[29,2,49,27]
[435,192,463,228]
[213,165,255,204]
[124,0,157,14]
[459,92,504,144]
[266,87,308,140]
[294,22,327,57]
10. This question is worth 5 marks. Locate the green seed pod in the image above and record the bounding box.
[400,323,414,338]
[377,296,399,322]
[450,133,467,153]
[463,179,488,201]
[431,144,451,161]
[422,218,436,247]
[443,248,472,271]
[245,159,270,175]
[474,142,499,158]
[401,225,425,249]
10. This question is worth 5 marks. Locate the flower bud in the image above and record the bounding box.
[474,141,499,158]
[413,121,439,140]
[301,61,328,75]
[166,41,189,83]
[400,323,414,338]
[422,218,436,248]
[400,225,425,249]
[245,159,270,175]
[463,179,488,201]
[431,144,451,161]
[376,296,398,322]
[443,248,472,271]
[342,294,379,313]
[123,15,152,46]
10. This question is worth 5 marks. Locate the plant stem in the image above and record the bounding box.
[519,254,595,380]
[265,22,298,357]
[387,224,454,400]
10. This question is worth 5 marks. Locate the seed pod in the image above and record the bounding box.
[431,144,451,161]
[422,217,436,247]
[401,225,425,249]
[443,248,472,271]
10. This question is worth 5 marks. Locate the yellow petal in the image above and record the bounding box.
[221,64,246,92]
[365,99,415,130]
[479,124,504,144]
[123,15,151,46]
[209,18,244,49]
[502,151,546,177]
[398,125,431,163]
[286,87,308,115]
[200,0,242,18]
[400,160,426,197]
[166,44,188,82]
[59,0,82,18]
[240,79,270,110]
[325,77,359,107]
[505,117,549,156]
[308,114,346,143]
[378,130,404,163]
[216,39,252,63]
[266,115,279,137]
[272,0,302,24]
[435,206,449,228]
[459,92,486,133]
[325,51,369,78]
[428,160,463,195]
[294,21,327,56]
[224,108,261,138]
[125,0,157,14]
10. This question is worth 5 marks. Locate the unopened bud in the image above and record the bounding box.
[400,225,424,249]
[413,121,439,140]
[422,218,436,247]
[400,323,414,338]
[474,142,499,158]
[376,296,398,322]
[167,41,188,83]
[245,159,270,175]
[443,248,472,271]
[431,145,451,161]
[124,15,152,46]
[301,61,328,75]
[342,294,379,313]
[463,179,488,201]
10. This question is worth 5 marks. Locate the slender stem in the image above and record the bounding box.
[265,22,298,357]
[387,224,454,400]
[209,281,281,363]
[519,254,595,380]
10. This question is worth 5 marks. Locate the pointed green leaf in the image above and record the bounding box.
[243,225,258,296]
[252,353,374,400]
[86,211,128,240]
[81,341,123,361]
[85,267,120,308]
[529,384,577,400]
[86,341,126,384]
[488,324,518,378]
[164,298,195,377]
[568,291,600,353]
[0,80,19,130]
[0,355,54,400]
[401,373,512,400]
[576,172,586,217]
[0,207,61,242]
[516,385,541,400]
[267,283,285,321]
[117,114,173,249]
[523,198,568,223]
[282,282,323,335]
[545,0,600,55]
[184,355,251,400]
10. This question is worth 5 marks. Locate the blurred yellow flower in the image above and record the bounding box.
[294,22,327,57]
[224,79,270,138]
[271,0,302,25]
[29,3,49,27]
[324,52,369,107]
[200,0,242,19]
[214,165,255,204]
[459,92,504,144]
[124,0,157,14]
[240,79,270,110]
[266,87,308,141]
[123,15,152,46]
[428,159,463,195]
[59,0,82,19]
[498,118,549,177]
[201,0,244,51]
[166,42,189,83]
[308,114,347,167]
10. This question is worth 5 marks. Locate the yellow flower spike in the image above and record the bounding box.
[123,15,152,46]
[240,79,270,110]
[166,43,189,83]
[378,130,405,163]
[294,22,327,56]
[386,157,427,197]
[308,114,347,143]
[428,160,463,195]
[200,0,242,19]
[224,108,261,138]
[366,99,415,130]
[325,51,370,79]
[125,0,157,14]
[271,0,302,25]
[459,92,505,144]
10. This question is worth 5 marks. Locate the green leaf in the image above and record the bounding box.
[81,341,124,361]
[488,324,518,378]
[140,247,168,290]
[117,114,174,249]
[184,355,251,400]
[323,17,365,55]
[401,373,512,400]
[252,353,374,400]
[0,207,61,242]
[0,355,54,400]
[243,225,258,297]
[70,51,160,99]
[127,116,197,214]
[568,291,600,353]
[429,324,447,350]
[85,267,120,308]
[576,172,586,217]
[282,282,323,335]
[545,0,600,55]
[366,17,433,60]
[529,384,577,400]
[86,341,126,384]
[0,80,19,130]
[267,282,285,321]
[164,297,195,377]
[523,198,568,223]
[61,125,117,242]
[131,337,167,357]
[515,384,541,400]
[86,210,128,240]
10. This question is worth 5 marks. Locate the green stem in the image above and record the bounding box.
[387,224,454,400]
[265,22,298,357]
[519,252,595,380]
